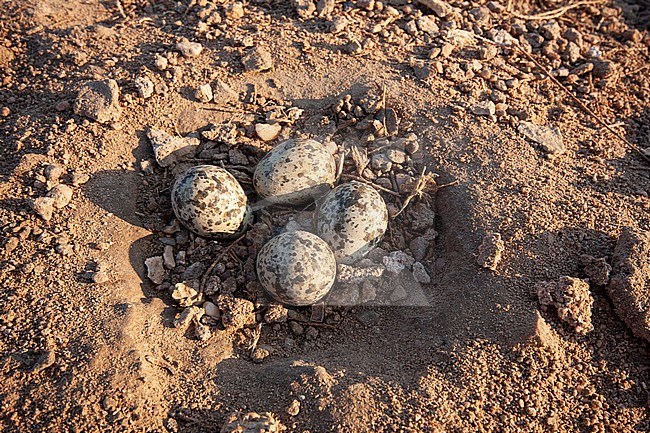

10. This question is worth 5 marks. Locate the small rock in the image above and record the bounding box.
[565,42,581,63]
[242,46,273,72]
[74,79,121,124]
[0,106,10,117]
[621,29,642,43]
[217,294,254,329]
[286,400,301,417]
[225,2,244,20]
[154,54,168,70]
[477,232,505,271]
[440,43,455,58]
[31,350,56,373]
[44,164,64,184]
[607,227,650,343]
[343,40,363,55]
[336,263,384,285]
[91,270,110,284]
[478,45,498,60]
[251,347,270,363]
[328,285,360,306]
[212,79,239,104]
[317,0,335,17]
[385,148,407,164]
[229,149,249,165]
[592,60,616,79]
[371,153,392,172]
[329,16,348,33]
[390,285,409,302]
[182,262,206,281]
[173,306,201,329]
[70,171,90,186]
[305,326,319,340]
[264,303,288,323]
[255,123,281,141]
[220,412,285,433]
[289,321,304,335]
[134,76,154,99]
[581,255,611,286]
[4,237,19,255]
[195,83,213,102]
[47,184,73,209]
[412,262,431,284]
[417,16,439,35]
[0,45,15,68]
[409,237,429,262]
[540,21,562,40]
[30,197,56,221]
[203,301,219,318]
[383,251,415,274]
[293,0,316,19]
[194,319,212,341]
[145,256,166,284]
[163,245,176,269]
[176,38,203,57]
[515,310,558,350]
[518,121,566,156]
[360,281,377,304]
[536,276,593,335]
[471,100,496,116]
[147,128,199,167]
[172,282,203,308]
[418,0,451,17]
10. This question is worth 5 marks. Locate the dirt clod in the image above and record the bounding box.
[607,227,650,343]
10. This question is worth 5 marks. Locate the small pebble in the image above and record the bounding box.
[176,38,203,57]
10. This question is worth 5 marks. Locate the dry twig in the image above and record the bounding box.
[115,0,127,18]
[506,0,606,21]
[248,323,263,356]
[393,167,436,217]
[471,33,650,165]
[199,234,246,292]
[341,174,401,197]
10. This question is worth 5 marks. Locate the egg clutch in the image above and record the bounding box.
[171,138,389,306]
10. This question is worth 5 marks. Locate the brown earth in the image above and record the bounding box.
[1,1,649,432]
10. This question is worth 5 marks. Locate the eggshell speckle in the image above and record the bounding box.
[171,165,251,238]
[253,138,336,205]
[256,230,336,306]
[316,181,388,264]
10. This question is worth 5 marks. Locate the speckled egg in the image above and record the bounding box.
[316,181,388,265]
[171,165,251,238]
[253,138,336,206]
[256,230,337,306]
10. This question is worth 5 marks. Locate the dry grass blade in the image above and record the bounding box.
[507,0,607,21]
[341,174,401,197]
[350,145,369,176]
[115,0,127,18]
[335,145,348,183]
[248,323,263,355]
[393,167,437,218]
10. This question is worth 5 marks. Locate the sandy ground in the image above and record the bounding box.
[1,1,649,432]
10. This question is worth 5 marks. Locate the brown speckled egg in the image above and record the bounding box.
[171,165,251,238]
[316,181,388,264]
[253,138,336,206]
[256,230,336,306]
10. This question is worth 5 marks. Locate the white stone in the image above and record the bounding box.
[412,262,431,284]
[145,256,166,284]
[255,123,281,141]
